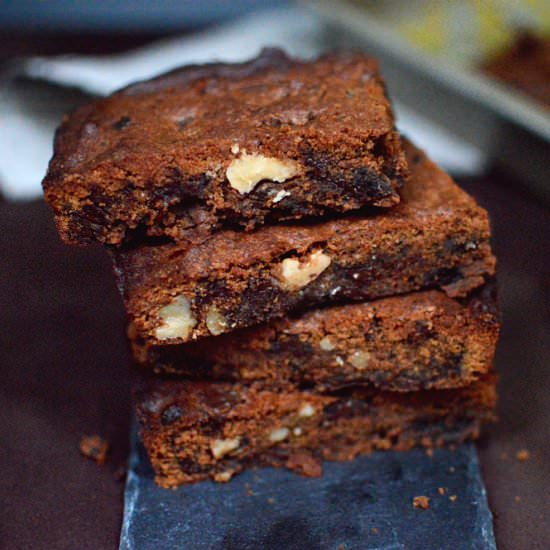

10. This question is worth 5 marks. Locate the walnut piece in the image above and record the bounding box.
[210,437,240,459]
[226,152,299,194]
[155,295,197,340]
[214,470,235,483]
[206,306,228,336]
[269,427,290,443]
[298,403,315,418]
[319,336,335,351]
[277,250,331,291]
[272,189,291,203]
[349,350,370,370]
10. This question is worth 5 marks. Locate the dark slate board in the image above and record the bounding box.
[120,431,496,550]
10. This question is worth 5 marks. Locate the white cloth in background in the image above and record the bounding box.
[0,7,485,200]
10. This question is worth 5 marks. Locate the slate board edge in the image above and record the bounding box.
[119,424,497,550]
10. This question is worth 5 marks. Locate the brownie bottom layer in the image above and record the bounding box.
[134,373,496,488]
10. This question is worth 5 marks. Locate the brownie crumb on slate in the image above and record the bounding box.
[413,496,430,510]
[285,452,323,477]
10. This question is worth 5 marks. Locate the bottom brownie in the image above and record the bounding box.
[134,373,496,488]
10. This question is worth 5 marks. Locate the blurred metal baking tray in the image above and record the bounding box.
[307,0,550,201]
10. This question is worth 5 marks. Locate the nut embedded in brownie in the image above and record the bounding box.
[42,48,408,245]
[112,142,496,344]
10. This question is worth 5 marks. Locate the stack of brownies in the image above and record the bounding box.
[43,49,499,488]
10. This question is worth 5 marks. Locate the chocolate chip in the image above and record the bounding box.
[113,116,131,130]
[161,404,182,425]
[176,116,193,129]
[352,167,392,199]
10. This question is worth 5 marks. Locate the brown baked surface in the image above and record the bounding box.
[134,372,497,487]
[482,32,550,108]
[42,49,408,245]
[131,284,499,392]
[112,142,496,344]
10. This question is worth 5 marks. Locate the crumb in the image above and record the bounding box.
[420,436,431,447]
[515,496,521,503]
[449,495,457,502]
[516,449,530,462]
[371,527,379,535]
[267,497,275,504]
[449,466,456,473]
[245,483,254,497]
[79,435,108,465]
[413,496,430,510]
[113,464,127,482]
[438,487,446,496]
[425,448,434,457]
[285,452,322,477]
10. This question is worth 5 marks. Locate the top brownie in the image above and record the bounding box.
[43,48,408,245]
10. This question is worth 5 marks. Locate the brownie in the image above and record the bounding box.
[482,32,550,108]
[134,372,497,487]
[42,49,408,245]
[112,142,496,344]
[130,285,499,392]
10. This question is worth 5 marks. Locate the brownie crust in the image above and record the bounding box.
[134,373,497,487]
[131,284,499,392]
[43,49,408,245]
[113,142,496,344]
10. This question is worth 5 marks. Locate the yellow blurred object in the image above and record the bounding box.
[474,0,513,57]
[392,0,549,61]
[525,0,550,34]
[399,3,447,54]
